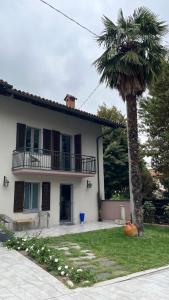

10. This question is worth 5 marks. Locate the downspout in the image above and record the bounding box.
[96,135,103,221]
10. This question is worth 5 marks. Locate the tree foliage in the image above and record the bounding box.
[140,61,169,179]
[98,104,156,199]
[98,104,128,199]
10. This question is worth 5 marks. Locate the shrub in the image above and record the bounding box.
[163,204,169,223]
[143,201,156,223]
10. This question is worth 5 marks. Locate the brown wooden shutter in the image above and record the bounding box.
[43,129,51,154]
[14,181,24,212]
[51,131,60,169]
[16,123,26,150]
[42,182,50,211]
[74,134,82,171]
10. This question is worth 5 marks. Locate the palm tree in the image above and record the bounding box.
[94,7,167,236]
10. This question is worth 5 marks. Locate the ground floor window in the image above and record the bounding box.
[24,182,39,211]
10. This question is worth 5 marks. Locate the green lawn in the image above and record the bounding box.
[45,225,169,275]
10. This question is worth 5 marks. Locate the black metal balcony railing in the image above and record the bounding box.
[12,149,96,174]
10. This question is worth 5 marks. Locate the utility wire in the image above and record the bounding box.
[39,0,100,110]
[39,0,98,37]
[78,84,100,109]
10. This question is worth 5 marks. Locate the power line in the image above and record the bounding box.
[78,84,100,109]
[39,0,100,109]
[39,0,98,37]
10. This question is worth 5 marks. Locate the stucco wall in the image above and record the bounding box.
[101,200,130,221]
[0,95,105,226]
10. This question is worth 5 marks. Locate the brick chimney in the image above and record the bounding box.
[64,94,77,109]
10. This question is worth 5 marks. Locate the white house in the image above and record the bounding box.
[0,80,119,229]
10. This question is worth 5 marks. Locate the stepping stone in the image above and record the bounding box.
[69,255,96,261]
[71,245,81,250]
[72,260,90,266]
[56,247,69,251]
[80,250,91,253]
[95,258,117,267]
[64,251,72,256]
[96,272,111,281]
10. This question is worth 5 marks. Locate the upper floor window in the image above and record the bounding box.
[25,127,40,153]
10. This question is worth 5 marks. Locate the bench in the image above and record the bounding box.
[14,219,34,231]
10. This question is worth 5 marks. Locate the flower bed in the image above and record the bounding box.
[5,236,95,288]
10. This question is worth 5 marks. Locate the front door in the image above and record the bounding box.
[60,184,72,223]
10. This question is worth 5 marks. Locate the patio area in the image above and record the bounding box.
[15,221,121,238]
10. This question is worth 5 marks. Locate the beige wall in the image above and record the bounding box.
[0,96,105,226]
[101,200,130,221]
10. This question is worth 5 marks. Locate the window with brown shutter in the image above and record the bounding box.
[42,182,50,211]
[14,181,24,212]
[74,134,82,171]
[16,123,26,151]
[43,129,51,154]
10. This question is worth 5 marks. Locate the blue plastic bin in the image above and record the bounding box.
[80,212,85,224]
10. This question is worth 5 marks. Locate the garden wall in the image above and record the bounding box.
[101,200,130,221]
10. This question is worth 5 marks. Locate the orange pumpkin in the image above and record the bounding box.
[124,222,138,237]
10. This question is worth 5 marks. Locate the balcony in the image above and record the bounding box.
[12,149,96,177]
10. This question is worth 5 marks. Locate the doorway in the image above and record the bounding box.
[60,184,72,223]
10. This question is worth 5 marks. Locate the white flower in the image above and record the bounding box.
[64,265,68,269]
[18,247,20,250]
[61,271,65,276]
[26,248,29,252]
[37,250,40,254]
[48,249,50,252]
[49,256,52,260]
[77,269,83,273]
[30,245,34,249]
[21,243,24,246]
[66,273,69,277]
[71,267,74,270]
[17,241,20,244]
[58,266,62,271]
[41,247,44,251]
[54,258,59,263]
[22,238,27,242]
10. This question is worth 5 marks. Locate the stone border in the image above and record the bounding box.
[94,264,169,287]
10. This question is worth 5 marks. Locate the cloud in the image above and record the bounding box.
[0,0,168,114]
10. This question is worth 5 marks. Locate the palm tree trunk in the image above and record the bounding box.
[126,95,143,236]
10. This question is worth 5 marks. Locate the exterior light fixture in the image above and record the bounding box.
[87,180,92,188]
[3,176,9,187]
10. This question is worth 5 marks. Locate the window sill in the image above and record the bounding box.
[23,210,39,214]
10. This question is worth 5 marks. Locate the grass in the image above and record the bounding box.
[44,225,169,274]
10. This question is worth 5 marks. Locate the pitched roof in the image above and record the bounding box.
[0,79,124,129]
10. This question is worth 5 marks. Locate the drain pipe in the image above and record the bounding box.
[96,134,103,221]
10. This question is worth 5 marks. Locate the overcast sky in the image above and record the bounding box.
[0,0,168,116]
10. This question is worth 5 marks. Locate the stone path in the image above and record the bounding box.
[1,246,169,299]
[50,241,127,282]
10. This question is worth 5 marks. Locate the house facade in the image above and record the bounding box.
[0,80,119,228]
